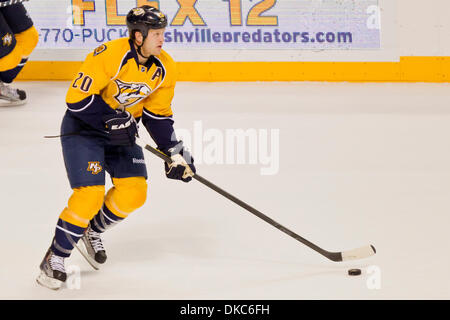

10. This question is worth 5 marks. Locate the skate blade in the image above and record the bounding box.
[0,99,26,107]
[74,242,100,270]
[36,271,63,290]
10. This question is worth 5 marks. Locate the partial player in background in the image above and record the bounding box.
[0,0,38,106]
[36,5,196,290]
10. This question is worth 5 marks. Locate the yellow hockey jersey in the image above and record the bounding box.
[66,37,176,120]
[64,37,178,149]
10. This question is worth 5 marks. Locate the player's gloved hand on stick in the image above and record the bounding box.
[160,141,196,182]
[102,110,138,146]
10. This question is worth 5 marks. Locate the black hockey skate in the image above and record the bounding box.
[81,225,107,265]
[36,248,67,290]
[0,81,26,106]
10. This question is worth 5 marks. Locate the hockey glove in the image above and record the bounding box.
[102,110,138,146]
[160,141,196,182]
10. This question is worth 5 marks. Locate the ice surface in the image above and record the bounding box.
[1,81,449,299]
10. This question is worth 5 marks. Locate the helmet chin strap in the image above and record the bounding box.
[137,44,151,60]
[134,37,151,61]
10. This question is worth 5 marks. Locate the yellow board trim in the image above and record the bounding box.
[16,56,450,82]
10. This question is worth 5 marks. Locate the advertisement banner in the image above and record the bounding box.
[26,0,381,50]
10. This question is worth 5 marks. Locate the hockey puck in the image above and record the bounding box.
[348,269,362,276]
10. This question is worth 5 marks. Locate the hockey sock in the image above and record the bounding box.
[51,185,106,257]
[0,57,27,83]
[90,204,124,233]
[51,219,86,258]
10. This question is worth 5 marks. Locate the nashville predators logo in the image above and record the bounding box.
[87,162,103,175]
[114,79,151,107]
[132,8,145,16]
[2,33,12,47]
[93,44,107,56]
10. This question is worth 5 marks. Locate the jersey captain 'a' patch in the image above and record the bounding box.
[150,56,166,82]
[151,67,163,81]
[114,79,152,107]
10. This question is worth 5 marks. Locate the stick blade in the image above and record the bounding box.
[341,245,376,261]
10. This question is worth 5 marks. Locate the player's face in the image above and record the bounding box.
[142,28,165,56]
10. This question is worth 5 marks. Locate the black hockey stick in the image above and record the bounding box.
[0,0,29,8]
[140,142,376,262]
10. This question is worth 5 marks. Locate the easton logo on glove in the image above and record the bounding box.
[109,118,135,130]
[102,110,138,146]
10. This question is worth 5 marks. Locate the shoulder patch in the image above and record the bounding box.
[93,44,107,56]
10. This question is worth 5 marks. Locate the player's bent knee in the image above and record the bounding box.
[14,26,39,57]
[0,42,21,72]
[0,27,38,71]
[61,185,106,227]
[107,177,148,216]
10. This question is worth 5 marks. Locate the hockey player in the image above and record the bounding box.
[36,5,196,290]
[0,0,39,105]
